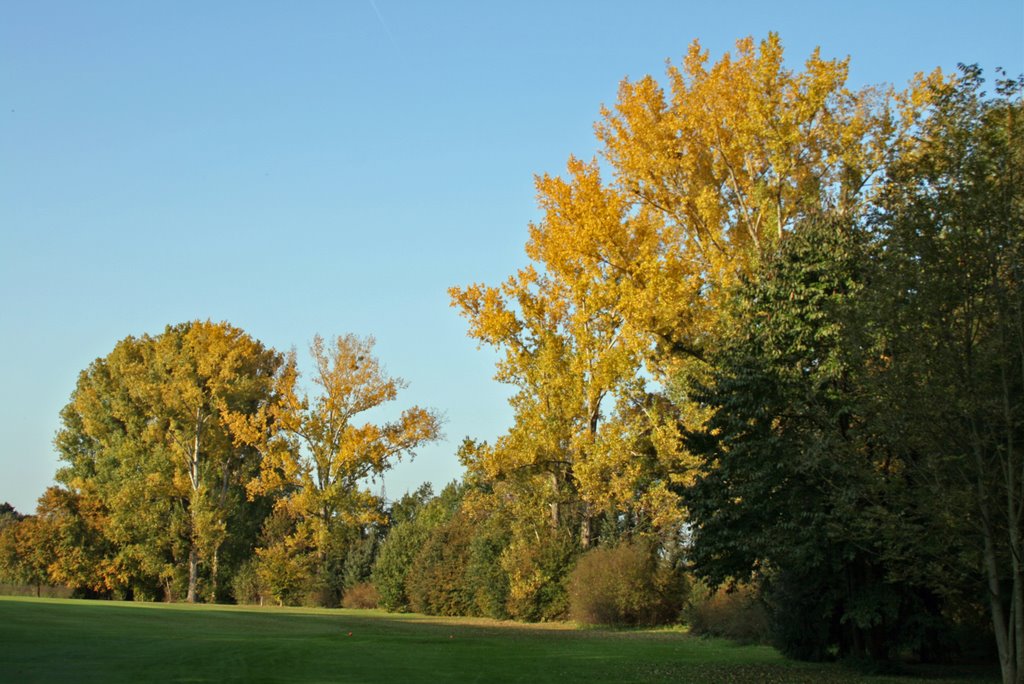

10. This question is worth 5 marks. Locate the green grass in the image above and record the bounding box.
[0,597,997,683]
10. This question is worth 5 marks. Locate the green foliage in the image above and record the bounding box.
[341,531,381,591]
[685,215,926,660]
[387,484,434,526]
[864,66,1024,680]
[501,526,578,622]
[230,560,263,605]
[51,321,285,602]
[686,215,869,570]
[371,483,463,612]
[358,485,436,611]
[684,66,1024,670]
[370,481,515,619]
[568,540,686,627]
[248,507,312,606]
[407,515,474,616]
[254,543,309,607]
[372,520,423,612]
[463,513,511,619]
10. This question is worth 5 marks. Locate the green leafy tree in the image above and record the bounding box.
[371,483,461,612]
[868,67,1024,682]
[686,216,929,660]
[406,512,475,616]
[462,508,512,619]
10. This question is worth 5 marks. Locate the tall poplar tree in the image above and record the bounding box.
[450,35,935,557]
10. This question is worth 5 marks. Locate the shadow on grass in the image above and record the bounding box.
[0,597,999,684]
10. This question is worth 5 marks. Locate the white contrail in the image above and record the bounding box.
[368,0,400,53]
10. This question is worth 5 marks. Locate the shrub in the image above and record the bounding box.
[372,520,426,612]
[231,560,263,605]
[254,544,309,607]
[686,582,770,644]
[464,517,511,619]
[407,516,474,616]
[568,540,685,627]
[303,582,337,608]
[0,583,73,599]
[341,534,380,591]
[503,528,577,622]
[341,581,380,609]
[372,482,464,612]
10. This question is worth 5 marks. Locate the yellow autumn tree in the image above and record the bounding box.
[451,35,939,549]
[138,321,285,603]
[235,334,442,601]
[54,321,287,602]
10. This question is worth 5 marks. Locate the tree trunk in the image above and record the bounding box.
[1001,360,1024,684]
[978,436,1015,684]
[548,471,560,528]
[209,548,219,603]
[186,408,203,604]
[985,535,1016,684]
[187,546,199,603]
[580,505,593,549]
[1015,573,1024,684]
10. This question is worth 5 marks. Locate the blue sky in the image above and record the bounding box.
[2,1,1022,513]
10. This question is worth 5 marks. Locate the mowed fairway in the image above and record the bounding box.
[0,597,995,683]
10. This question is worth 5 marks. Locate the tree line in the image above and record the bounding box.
[1,34,1021,680]
[0,326,440,606]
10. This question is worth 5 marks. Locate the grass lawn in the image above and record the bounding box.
[0,596,997,683]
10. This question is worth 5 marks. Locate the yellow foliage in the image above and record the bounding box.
[239,334,442,562]
[451,34,938,540]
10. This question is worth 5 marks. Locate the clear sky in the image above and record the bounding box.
[2,1,1022,513]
